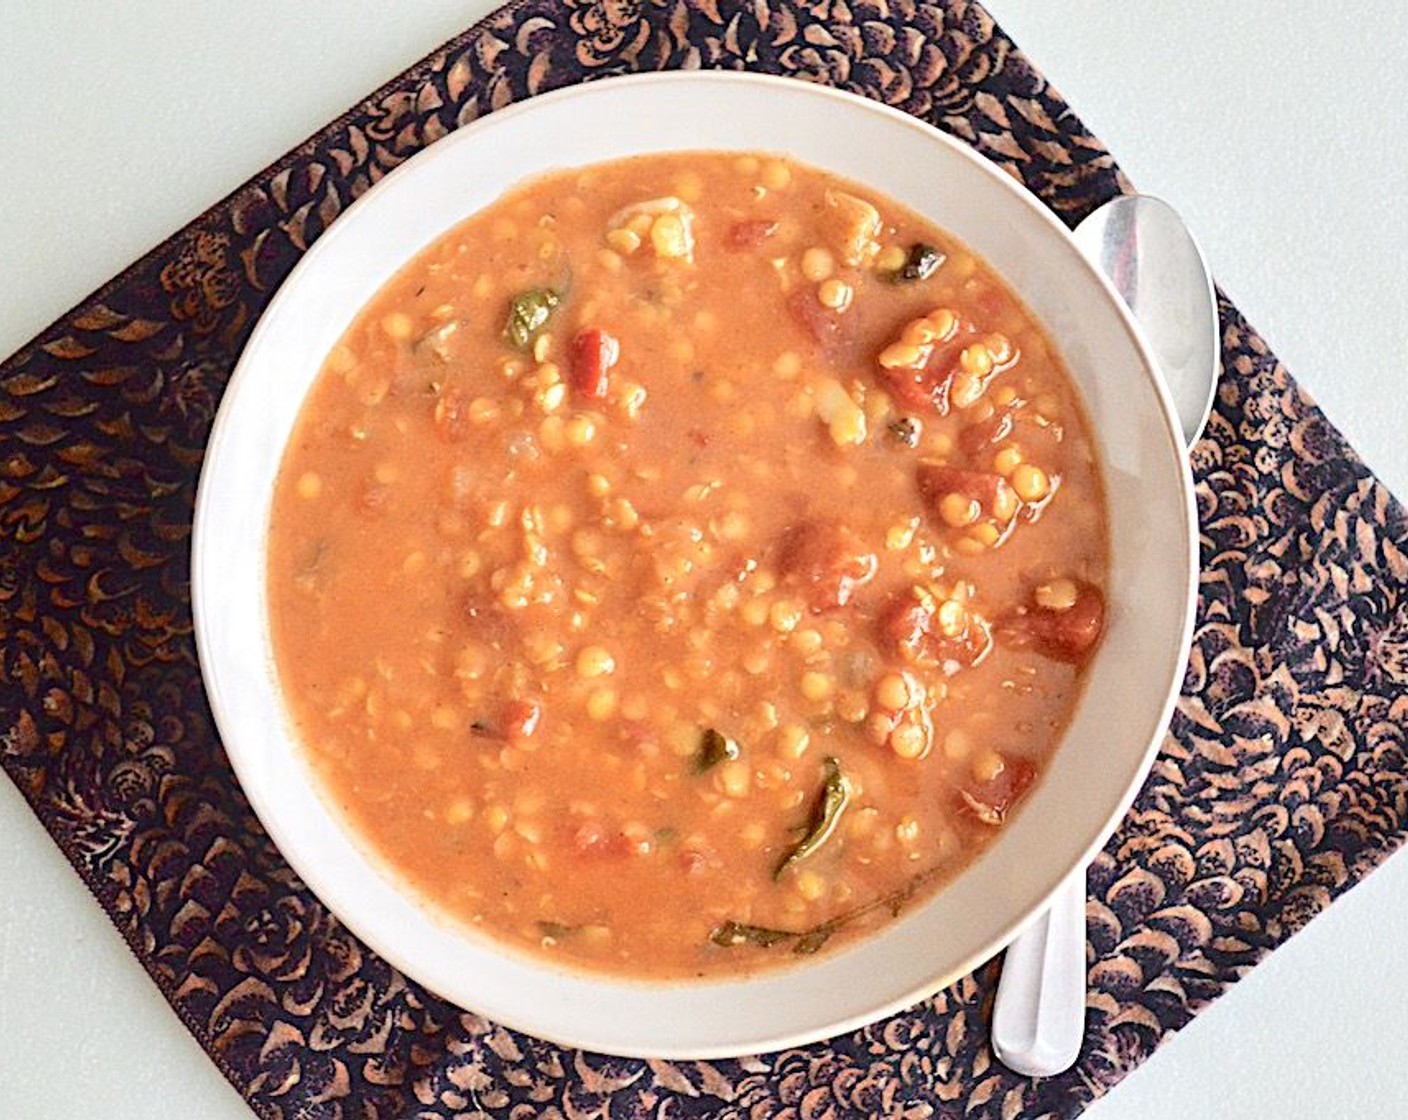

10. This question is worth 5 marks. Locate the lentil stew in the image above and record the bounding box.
[267,152,1109,978]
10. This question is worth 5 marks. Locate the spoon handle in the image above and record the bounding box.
[990,869,1087,1077]
[990,193,1216,1078]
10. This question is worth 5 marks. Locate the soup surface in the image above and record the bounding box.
[268,152,1108,978]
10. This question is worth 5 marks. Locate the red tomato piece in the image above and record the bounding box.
[786,289,845,349]
[915,463,1013,519]
[357,483,389,515]
[878,587,991,672]
[999,582,1106,663]
[777,521,878,612]
[958,756,1036,824]
[572,821,631,860]
[501,700,541,742]
[680,845,725,875]
[570,328,620,398]
[727,218,780,248]
[465,696,538,742]
[876,338,967,414]
[957,402,1018,455]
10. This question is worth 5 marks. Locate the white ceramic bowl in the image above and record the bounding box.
[192,72,1197,1059]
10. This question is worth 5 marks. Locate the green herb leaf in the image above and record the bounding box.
[708,863,946,956]
[887,416,921,447]
[891,243,945,282]
[695,727,741,773]
[504,288,561,349]
[537,920,578,939]
[709,920,794,948]
[775,756,851,878]
[792,928,836,955]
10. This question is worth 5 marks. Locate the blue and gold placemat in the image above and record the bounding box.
[4,2,1406,1116]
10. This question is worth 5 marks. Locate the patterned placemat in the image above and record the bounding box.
[4,2,1407,1117]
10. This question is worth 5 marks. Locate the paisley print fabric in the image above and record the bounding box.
[2,2,1405,1117]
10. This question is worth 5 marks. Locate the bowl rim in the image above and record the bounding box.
[192,69,1198,1058]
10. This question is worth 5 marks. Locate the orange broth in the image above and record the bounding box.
[267,152,1108,978]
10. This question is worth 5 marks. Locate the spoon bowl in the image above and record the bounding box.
[1075,195,1220,446]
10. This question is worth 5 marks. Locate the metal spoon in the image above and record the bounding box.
[990,194,1219,1078]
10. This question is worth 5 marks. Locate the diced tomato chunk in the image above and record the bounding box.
[777,521,878,612]
[876,338,966,414]
[999,581,1105,663]
[727,219,779,248]
[464,692,538,743]
[357,483,389,515]
[786,289,844,349]
[958,403,1018,455]
[878,587,991,672]
[501,699,541,741]
[570,328,620,398]
[572,821,631,860]
[958,756,1036,824]
[915,463,1013,519]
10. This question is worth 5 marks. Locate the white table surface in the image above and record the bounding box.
[3,3,1406,1116]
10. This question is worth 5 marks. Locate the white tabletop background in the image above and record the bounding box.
[2,2,1406,1116]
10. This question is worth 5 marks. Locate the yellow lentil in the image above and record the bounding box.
[876,244,908,272]
[778,724,811,760]
[828,405,867,447]
[971,747,1006,784]
[380,311,414,340]
[445,799,473,826]
[817,277,853,312]
[585,687,618,721]
[942,728,973,761]
[576,645,616,678]
[971,522,1002,547]
[937,599,966,638]
[296,471,322,500]
[1035,577,1079,611]
[1012,463,1050,502]
[650,213,690,258]
[769,599,803,633]
[939,492,980,528]
[717,759,751,798]
[993,445,1023,476]
[875,673,911,711]
[960,343,993,377]
[762,160,792,190]
[990,484,1018,523]
[800,671,833,702]
[741,597,771,627]
[606,227,641,255]
[794,870,826,901]
[801,247,835,282]
[565,414,597,447]
[889,721,929,759]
